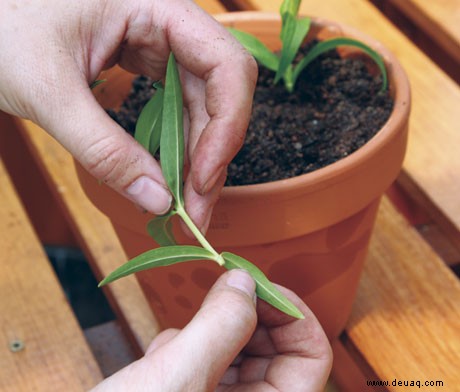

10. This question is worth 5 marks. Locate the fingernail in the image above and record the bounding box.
[126,176,172,215]
[226,269,256,298]
[201,165,224,195]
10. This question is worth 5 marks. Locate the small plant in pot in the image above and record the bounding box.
[79,0,410,338]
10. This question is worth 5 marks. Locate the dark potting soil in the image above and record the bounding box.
[107,48,393,186]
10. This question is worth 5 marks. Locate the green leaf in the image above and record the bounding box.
[161,53,185,207]
[292,37,388,91]
[147,209,177,246]
[279,0,302,44]
[222,252,304,319]
[227,28,280,73]
[275,15,311,86]
[99,245,216,286]
[280,0,301,19]
[90,79,106,89]
[134,83,164,155]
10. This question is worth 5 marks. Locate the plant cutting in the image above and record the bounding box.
[98,53,304,320]
[77,3,410,338]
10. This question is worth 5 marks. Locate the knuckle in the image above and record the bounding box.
[83,135,137,187]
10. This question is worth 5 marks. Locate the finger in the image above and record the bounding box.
[181,168,227,236]
[181,71,221,233]
[0,0,172,217]
[242,286,333,391]
[145,328,180,355]
[181,70,209,159]
[38,67,172,216]
[165,269,258,390]
[188,59,255,196]
[163,2,257,195]
[111,1,256,198]
[248,285,331,359]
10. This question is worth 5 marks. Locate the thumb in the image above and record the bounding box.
[40,77,172,215]
[89,270,257,392]
[166,269,258,390]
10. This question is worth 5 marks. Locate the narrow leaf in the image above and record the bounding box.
[222,252,304,319]
[292,37,388,91]
[90,79,106,89]
[227,28,280,73]
[279,12,296,62]
[280,0,301,19]
[99,246,216,286]
[275,15,311,85]
[279,0,302,44]
[160,53,185,206]
[147,210,177,246]
[134,83,164,156]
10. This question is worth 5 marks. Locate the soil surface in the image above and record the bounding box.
[108,48,393,186]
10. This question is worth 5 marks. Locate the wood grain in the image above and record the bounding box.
[15,120,161,355]
[0,159,103,391]
[387,0,460,64]
[350,197,460,389]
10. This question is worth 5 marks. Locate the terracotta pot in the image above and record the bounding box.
[76,12,410,339]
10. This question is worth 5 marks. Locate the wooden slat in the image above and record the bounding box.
[349,196,460,389]
[0,159,103,391]
[385,0,460,65]
[15,121,160,354]
[230,0,460,259]
[368,1,460,86]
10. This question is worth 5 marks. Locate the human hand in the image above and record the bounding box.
[91,269,332,392]
[0,0,256,232]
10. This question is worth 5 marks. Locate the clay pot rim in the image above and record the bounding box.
[214,11,411,199]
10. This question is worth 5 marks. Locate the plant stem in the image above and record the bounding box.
[284,67,294,92]
[176,206,225,266]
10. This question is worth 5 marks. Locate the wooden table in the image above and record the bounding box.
[372,0,460,84]
[383,0,460,61]
[1,0,460,391]
[0,153,103,390]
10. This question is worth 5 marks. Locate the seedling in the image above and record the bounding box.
[99,53,304,319]
[228,0,388,92]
